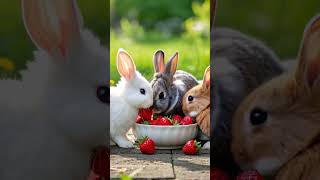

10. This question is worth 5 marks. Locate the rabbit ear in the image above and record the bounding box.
[203,67,211,90]
[117,49,136,80]
[154,50,165,73]
[22,0,82,59]
[296,15,320,90]
[164,52,178,75]
[210,0,217,29]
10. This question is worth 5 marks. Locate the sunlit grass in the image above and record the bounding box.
[110,32,210,83]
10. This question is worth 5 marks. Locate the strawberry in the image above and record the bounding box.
[138,108,153,121]
[136,115,143,124]
[134,136,155,155]
[180,115,193,125]
[158,117,172,126]
[236,170,263,180]
[150,119,159,125]
[172,115,182,124]
[182,139,201,155]
[211,168,231,180]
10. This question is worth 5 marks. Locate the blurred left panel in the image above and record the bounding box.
[0,0,110,179]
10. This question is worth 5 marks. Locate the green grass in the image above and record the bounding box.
[110,32,210,83]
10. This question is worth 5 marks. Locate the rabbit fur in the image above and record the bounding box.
[151,50,199,116]
[231,15,320,180]
[0,0,109,179]
[110,49,153,148]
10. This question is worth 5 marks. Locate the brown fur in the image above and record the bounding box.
[183,67,210,137]
[231,15,320,177]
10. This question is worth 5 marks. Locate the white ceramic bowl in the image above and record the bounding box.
[135,123,198,149]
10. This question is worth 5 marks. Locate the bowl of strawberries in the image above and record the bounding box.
[135,108,198,149]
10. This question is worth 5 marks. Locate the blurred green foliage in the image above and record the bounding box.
[215,0,320,59]
[0,0,109,78]
[110,0,210,82]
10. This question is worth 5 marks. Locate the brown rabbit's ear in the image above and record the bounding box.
[117,48,136,80]
[296,15,320,91]
[154,50,165,73]
[203,66,211,90]
[165,52,178,75]
[210,0,217,30]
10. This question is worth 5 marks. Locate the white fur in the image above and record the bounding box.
[203,141,210,149]
[253,157,281,176]
[189,111,198,117]
[0,1,109,179]
[110,61,153,148]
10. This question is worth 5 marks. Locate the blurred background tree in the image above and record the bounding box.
[110,0,210,82]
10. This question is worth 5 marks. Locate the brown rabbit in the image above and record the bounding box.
[183,67,210,147]
[231,15,320,180]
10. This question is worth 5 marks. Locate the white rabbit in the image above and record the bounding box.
[110,49,153,148]
[0,0,109,179]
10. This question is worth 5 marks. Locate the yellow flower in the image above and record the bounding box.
[110,80,115,86]
[0,58,15,72]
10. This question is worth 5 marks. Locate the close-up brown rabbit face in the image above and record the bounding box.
[231,15,320,176]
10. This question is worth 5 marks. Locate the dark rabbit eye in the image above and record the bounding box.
[159,92,164,99]
[250,108,268,125]
[96,86,109,104]
[140,88,145,95]
[188,96,194,102]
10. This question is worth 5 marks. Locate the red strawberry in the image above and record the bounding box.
[180,115,193,125]
[236,170,263,180]
[138,108,153,121]
[211,168,231,180]
[172,115,182,124]
[182,139,201,155]
[136,115,143,124]
[135,136,155,154]
[150,119,159,125]
[158,117,172,126]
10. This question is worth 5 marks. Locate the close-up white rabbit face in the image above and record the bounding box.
[231,15,320,176]
[22,0,109,147]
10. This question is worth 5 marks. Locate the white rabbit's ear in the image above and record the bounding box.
[117,49,136,80]
[22,0,83,59]
[296,15,320,90]
[165,52,178,75]
[203,66,211,90]
[154,50,165,73]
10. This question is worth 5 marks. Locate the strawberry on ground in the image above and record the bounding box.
[138,108,153,121]
[236,170,263,180]
[180,115,193,125]
[182,139,201,155]
[135,136,156,154]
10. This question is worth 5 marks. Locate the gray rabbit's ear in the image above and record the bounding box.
[22,0,83,59]
[154,50,165,73]
[164,52,178,75]
[203,66,211,90]
[296,15,320,91]
[210,0,217,30]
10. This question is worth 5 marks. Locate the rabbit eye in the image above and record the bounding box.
[96,86,109,104]
[188,96,194,102]
[250,108,268,125]
[140,88,146,95]
[159,92,164,99]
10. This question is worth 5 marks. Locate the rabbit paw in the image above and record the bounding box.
[110,139,116,146]
[202,141,210,149]
[114,136,134,148]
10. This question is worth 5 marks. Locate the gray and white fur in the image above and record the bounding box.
[151,50,199,115]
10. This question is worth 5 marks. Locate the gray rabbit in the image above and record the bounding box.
[211,27,285,176]
[151,50,199,116]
